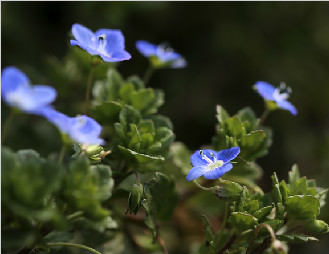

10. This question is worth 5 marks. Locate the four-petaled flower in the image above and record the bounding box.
[1,66,57,114]
[42,108,105,145]
[186,147,240,181]
[254,81,297,115]
[70,23,131,62]
[136,40,187,68]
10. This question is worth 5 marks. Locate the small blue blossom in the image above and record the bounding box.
[186,147,240,181]
[136,40,187,68]
[42,108,105,145]
[70,23,131,62]
[1,66,56,114]
[254,81,297,115]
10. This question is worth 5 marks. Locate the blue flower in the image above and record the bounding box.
[70,23,131,62]
[186,147,240,181]
[136,40,187,68]
[42,108,105,145]
[254,81,297,115]
[1,66,56,114]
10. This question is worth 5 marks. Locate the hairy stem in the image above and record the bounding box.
[259,108,270,126]
[193,180,219,192]
[246,223,276,254]
[47,242,102,254]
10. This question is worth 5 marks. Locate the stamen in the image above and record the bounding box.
[199,150,214,164]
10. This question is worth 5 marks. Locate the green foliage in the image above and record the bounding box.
[213,105,272,162]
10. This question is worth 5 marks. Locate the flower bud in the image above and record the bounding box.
[216,179,243,200]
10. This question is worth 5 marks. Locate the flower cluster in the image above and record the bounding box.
[186,147,240,181]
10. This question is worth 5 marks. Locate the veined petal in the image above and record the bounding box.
[136,40,158,57]
[96,29,125,54]
[217,147,240,162]
[186,166,209,181]
[1,66,30,96]
[203,163,233,180]
[190,149,216,167]
[72,23,96,49]
[277,100,298,115]
[254,81,276,101]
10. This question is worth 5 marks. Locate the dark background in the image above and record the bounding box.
[2,2,329,253]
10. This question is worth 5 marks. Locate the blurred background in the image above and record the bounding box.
[2,2,329,253]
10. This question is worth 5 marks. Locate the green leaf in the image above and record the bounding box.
[225,116,246,139]
[92,101,122,124]
[216,105,230,125]
[304,219,329,234]
[288,164,300,190]
[276,234,318,244]
[201,215,215,247]
[126,183,144,215]
[237,107,259,133]
[216,179,243,201]
[143,172,178,221]
[226,161,263,181]
[119,82,135,102]
[279,180,289,204]
[228,212,258,232]
[286,195,320,219]
[118,145,165,163]
[89,164,114,201]
[240,130,266,160]
[252,206,273,222]
[119,105,141,130]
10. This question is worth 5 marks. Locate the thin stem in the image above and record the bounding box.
[58,144,67,165]
[193,180,219,192]
[157,234,168,254]
[217,233,237,254]
[245,223,276,254]
[143,65,154,86]
[259,108,270,126]
[220,202,229,231]
[47,242,102,254]
[2,108,16,144]
[85,65,95,114]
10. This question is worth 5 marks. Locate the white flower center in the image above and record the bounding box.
[96,34,108,55]
[199,150,224,171]
[273,82,292,102]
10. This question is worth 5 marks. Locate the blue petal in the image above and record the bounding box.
[254,81,276,101]
[95,29,125,54]
[70,115,104,145]
[190,149,216,167]
[70,40,100,55]
[158,51,182,62]
[101,50,131,62]
[41,108,73,134]
[136,40,158,57]
[186,166,209,181]
[27,85,57,108]
[277,100,298,115]
[203,163,233,180]
[71,24,96,49]
[171,58,187,68]
[217,147,240,162]
[1,66,29,97]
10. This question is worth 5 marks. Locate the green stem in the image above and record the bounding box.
[245,223,276,254]
[221,202,229,231]
[58,144,67,165]
[193,180,219,192]
[2,108,16,144]
[47,242,102,254]
[85,65,95,114]
[143,65,154,86]
[259,108,270,126]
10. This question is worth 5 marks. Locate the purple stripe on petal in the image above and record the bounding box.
[186,166,208,181]
[217,147,240,162]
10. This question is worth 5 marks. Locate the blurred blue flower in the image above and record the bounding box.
[254,81,297,115]
[136,40,187,68]
[1,66,56,114]
[186,147,240,181]
[42,108,105,145]
[70,23,131,62]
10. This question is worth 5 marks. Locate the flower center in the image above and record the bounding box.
[273,82,292,102]
[157,42,174,56]
[199,150,224,171]
[96,34,108,55]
